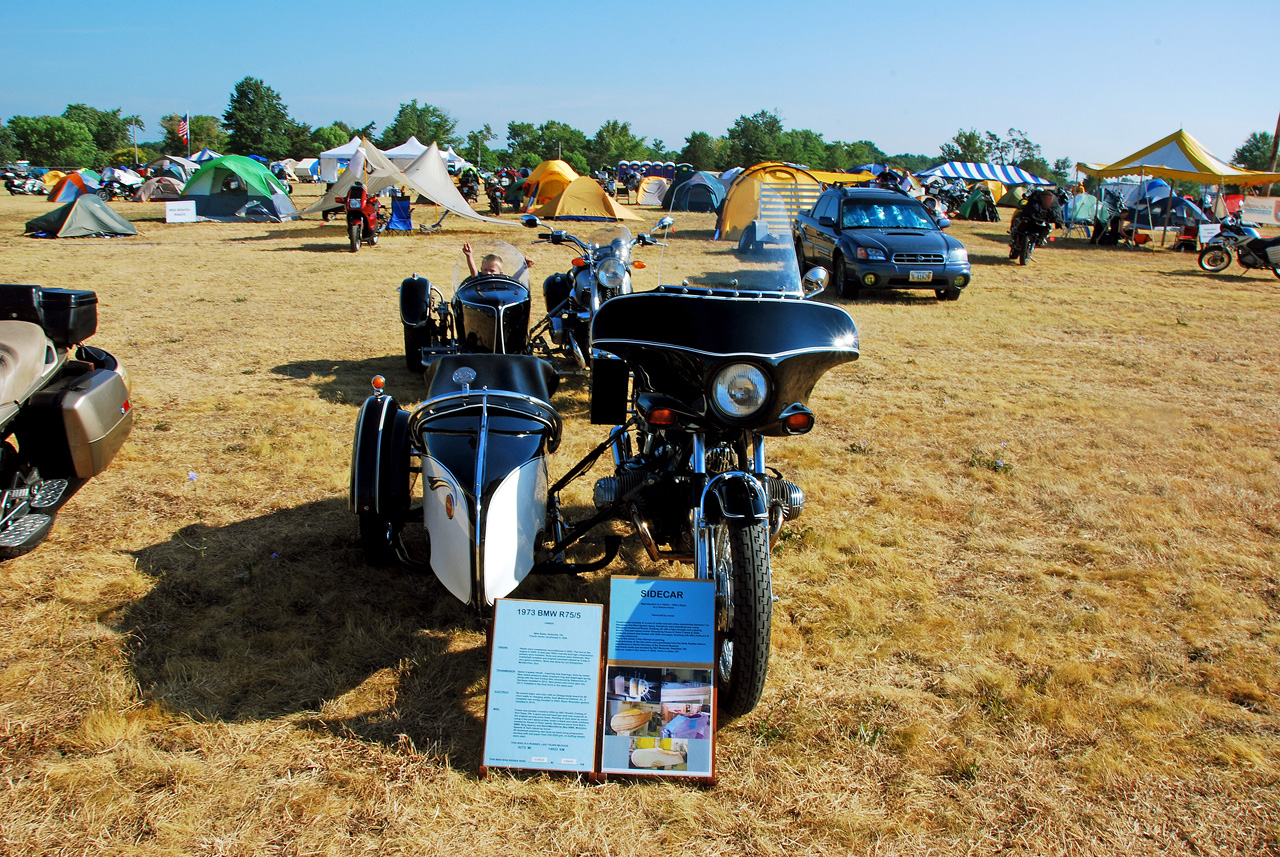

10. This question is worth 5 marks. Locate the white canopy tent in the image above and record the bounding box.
[318,136,363,182]
[383,136,429,171]
[441,145,470,173]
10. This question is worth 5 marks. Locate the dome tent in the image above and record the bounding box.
[181,155,295,221]
[25,194,137,238]
[531,177,643,221]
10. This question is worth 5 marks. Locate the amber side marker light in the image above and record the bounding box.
[647,408,677,427]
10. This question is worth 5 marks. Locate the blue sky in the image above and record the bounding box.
[6,0,1277,166]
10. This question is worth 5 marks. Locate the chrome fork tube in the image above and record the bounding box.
[692,432,711,580]
[751,434,765,477]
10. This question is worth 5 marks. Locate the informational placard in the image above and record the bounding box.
[482,599,604,774]
[600,577,715,778]
[165,200,197,223]
[1198,223,1221,244]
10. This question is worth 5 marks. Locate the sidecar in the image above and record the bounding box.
[350,353,562,608]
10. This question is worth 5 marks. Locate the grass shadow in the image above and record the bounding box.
[265,242,358,253]
[845,289,945,306]
[273,356,426,404]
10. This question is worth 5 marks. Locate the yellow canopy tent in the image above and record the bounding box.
[1078,129,1280,184]
[532,176,643,221]
[716,162,821,241]
[809,169,875,186]
[522,160,580,209]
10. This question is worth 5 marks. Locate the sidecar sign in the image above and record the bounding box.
[165,200,196,223]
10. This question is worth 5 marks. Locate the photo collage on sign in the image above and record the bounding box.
[603,666,712,772]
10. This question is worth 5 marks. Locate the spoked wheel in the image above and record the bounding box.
[348,221,360,253]
[713,519,772,719]
[1018,235,1033,266]
[1198,245,1233,273]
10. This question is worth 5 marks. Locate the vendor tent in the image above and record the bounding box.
[522,160,580,208]
[292,158,318,181]
[182,155,296,221]
[667,171,726,212]
[318,136,362,182]
[916,161,1052,185]
[531,177,643,221]
[1078,129,1280,184]
[635,176,668,205]
[47,173,94,202]
[188,148,221,163]
[25,194,137,238]
[716,162,821,241]
[383,136,428,170]
[133,176,185,201]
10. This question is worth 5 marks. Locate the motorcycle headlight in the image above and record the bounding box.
[711,363,769,420]
[597,258,627,291]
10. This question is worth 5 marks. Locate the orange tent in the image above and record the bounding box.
[521,160,579,209]
[47,173,93,202]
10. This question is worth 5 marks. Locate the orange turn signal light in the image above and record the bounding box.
[632,261,646,269]
[782,411,814,434]
[647,408,677,427]
[571,257,586,267]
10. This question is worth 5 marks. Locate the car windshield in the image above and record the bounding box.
[841,200,935,230]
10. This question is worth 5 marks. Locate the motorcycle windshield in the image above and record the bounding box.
[587,227,634,265]
[452,240,531,292]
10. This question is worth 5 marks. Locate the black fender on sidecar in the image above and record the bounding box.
[350,393,413,564]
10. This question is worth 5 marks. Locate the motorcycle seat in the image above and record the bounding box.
[0,321,54,409]
[424,354,559,406]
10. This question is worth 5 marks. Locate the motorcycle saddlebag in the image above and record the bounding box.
[15,367,132,479]
[0,284,98,347]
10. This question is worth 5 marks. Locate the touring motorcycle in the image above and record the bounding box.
[0,284,132,558]
[523,214,672,372]
[352,182,860,717]
[339,181,381,253]
[1198,215,1280,278]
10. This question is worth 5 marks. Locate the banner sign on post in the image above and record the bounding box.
[482,599,604,775]
[600,577,716,779]
[1240,196,1280,227]
[165,200,197,223]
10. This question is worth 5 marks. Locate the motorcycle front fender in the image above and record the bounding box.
[702,472,768,525]
[400,276,432,327]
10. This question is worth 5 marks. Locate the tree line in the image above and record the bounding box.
[2,75,1271,190]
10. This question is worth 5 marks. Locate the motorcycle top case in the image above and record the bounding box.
[0,284,98,347]
[15,366,132,479]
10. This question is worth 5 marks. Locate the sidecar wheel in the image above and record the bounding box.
[714,519,772,720]
[359,513,402,566]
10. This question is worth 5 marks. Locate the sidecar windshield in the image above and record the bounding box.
[453,240,531,291]
[692,179,803,294]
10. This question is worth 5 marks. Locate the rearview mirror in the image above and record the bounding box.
[801,267,828,296]
[818,216,836,229]
[521,214,541,228]
[935,217,951,230]
[654,216,674,231]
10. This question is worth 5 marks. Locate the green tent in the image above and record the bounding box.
[25,194,137,238]
[182,154,296,220]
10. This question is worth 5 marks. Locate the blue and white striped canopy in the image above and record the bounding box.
[916,161,1053,186]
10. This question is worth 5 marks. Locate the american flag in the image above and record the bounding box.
[178,114,189,144]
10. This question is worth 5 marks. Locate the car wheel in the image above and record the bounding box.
[833,254,858,300]
[936,288,961,301]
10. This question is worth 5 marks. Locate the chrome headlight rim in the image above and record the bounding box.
[596,258,627,291]
[709,361,770,422]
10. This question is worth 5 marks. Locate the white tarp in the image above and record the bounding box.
[383,136,428,170]
[318,136,362,182]
[404,142,504,225]
[1241,195,1280,226]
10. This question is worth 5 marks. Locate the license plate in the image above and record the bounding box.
[910,270,933,282]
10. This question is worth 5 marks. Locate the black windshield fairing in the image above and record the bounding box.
[591,291,858,435]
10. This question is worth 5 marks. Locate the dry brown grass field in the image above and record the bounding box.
[0,184,1277,855]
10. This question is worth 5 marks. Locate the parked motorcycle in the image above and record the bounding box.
[522,214,672,372]
[4,172,45,195]
[1198,216,1280,278]
[1008,200,1058,265]
[340,181,380,253]
[0,284,132,558]
[96,180,134,202]
[487,183,504,217]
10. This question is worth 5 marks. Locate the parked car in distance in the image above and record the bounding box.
[794,187,971,301]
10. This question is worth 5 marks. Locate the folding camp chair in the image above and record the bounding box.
[385,199,413,232]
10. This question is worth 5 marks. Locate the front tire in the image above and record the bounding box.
[1198,245,1233,272]
[1018,234,1033,265]
[936,288,961,301]
[832,254,858,299]
[348,221,360,253]
[715,519,772,719]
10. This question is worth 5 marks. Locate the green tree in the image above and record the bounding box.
[505,120,590,168]
[589,120,648,172]
[377,100,457,149]
[940,128,991,162]
[464,124,498,170]
[0,123,17,165]
[886,153,937,173]
[564,151,590,176]
[1050,157,1073,186]
[310,123,353,152]
[679,131,720,171]
[1232,131,1275,171]
[109,147,158,166]
[62,104,134,152]
[778,128,827,169]
[159,114,227,154]
[222,77,295,158]
[724,110,783,167]
[8,115,100,167]
[284,119,314,160]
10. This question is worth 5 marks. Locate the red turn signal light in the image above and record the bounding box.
[647,408,678,427]
[779,404,815,434]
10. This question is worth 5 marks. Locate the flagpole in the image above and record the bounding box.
[187,112,190,159]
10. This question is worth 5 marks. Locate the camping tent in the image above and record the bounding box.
[383,136,428,170]
[188,148,221,163]
[958,186,1000,221]
[402,142,505,225]
[522,160,580,209]
[716,162,822,241]
[25,194,137,238]
[147,156,197,182]
[40,170,66,189]
[133,176,185,202]
[531,177,643,221]
[47,173,94,202]
[997,186,1026,207]
[319,136,362,182]
[916,161,1052,185]
[1078,129,1280,184]
[182,155,296,221]
[975,179,1005,202]
[667,171,726,212]
[1128,196,1209,230]
[1063,193,1104,238]
[270,160,299,182]
[635,176,668,205]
